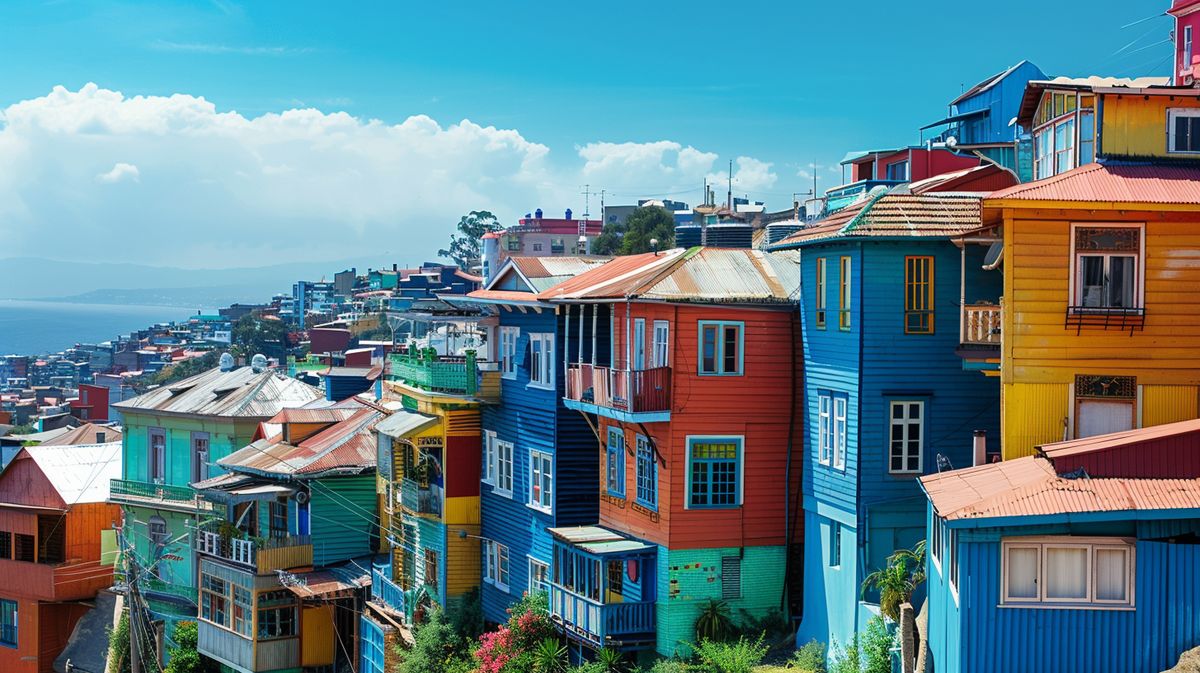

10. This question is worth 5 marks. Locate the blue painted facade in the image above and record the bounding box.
[784,236,1001,653]
[926,508,1200,673]
[479,303,602,625]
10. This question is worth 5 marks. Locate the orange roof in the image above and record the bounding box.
[466,289,546,303]
[774,190,983,246]
[536,250,682,300]
[986,162,1200,205]
[1038,418,1200,460]
[921,456,1054,519]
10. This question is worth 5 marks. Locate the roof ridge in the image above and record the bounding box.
[840,189,890,235]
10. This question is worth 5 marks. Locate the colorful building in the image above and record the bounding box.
[825,147,983,213]
[109,357,321,648]
[193,400,382,673]
[978,162,1200,458]
[540,247,802,657]
[480,209,604,284]
[0,443,121,673]
[460,256,609,627]
[769,181,1013,655]
[1170,0,1200,86]
[922,419,1200,673]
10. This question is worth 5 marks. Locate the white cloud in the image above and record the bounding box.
[149,40,312,56]
[96,162,140,183]
[0,84,778,267]
[707,156,778,195]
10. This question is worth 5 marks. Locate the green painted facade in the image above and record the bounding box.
[654,545,787,657]
[310,475,378,566]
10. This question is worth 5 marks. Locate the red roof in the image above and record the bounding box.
[909,164,1018,194]
[1169,0,1200,15]
[986,162,1200,205]
[219,407,382,476]
[1038,418,1200,460]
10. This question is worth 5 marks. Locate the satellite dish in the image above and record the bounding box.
[945,136,958,148]
[219,353,235,372]
[251,354,268,373]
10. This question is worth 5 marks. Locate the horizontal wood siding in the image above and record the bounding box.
[310,475,376,566]
[121,412,252,486]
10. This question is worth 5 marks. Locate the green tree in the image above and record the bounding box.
[141,351,220,392]
[164,621,216,673]
[232,315,288,361]
[439,210,503,270]
[861,541,926,622]
[592,206,675,256]
[398,606,473,673]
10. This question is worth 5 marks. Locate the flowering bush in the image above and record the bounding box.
[473,591,556,673]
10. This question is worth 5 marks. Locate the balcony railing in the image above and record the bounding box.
[110,478,213,512]
[196,529,312,573]
[566,364,671,416]
[549,583,655,647]
[962,303,1002,345]
[400,480,441,517]
[371,567,406,615]
[389,349,479,395]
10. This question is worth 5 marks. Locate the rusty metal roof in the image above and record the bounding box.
[115,365,322,419]
[38,423,123,446]
[1038,418,1200,459]
[270,407,361,425]
[986,162,1200,205]
[774,190,982,247]
[219,407,382,477]
[537,248,799,305]
[909,164,1019,194]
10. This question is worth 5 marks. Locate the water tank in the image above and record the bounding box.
[704,223,753,249]
[766,222,803,245]
[675,224,702,248]
[565,208,573,219]
[535,208,543,219]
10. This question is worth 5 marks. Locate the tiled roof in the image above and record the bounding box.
[774,190,982,246]
[1038,418,1200,459]
[537,248,799,305]
[986,162,1200,205]
[115,365,322,418]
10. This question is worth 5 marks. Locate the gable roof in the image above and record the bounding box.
[472,255,610,304]
[217,407,383,478]
[38,423,123,446]
[773,189,983,247]
[1038,418,1200,460]
[115,365,322,419]
[18,442,122,504]
[537,248,800,305]
[950,60,1032,106]
[985,162,1200,206]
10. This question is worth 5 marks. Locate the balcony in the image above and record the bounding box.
[399,479,441,517]
[109,478,214,513]
[962,303,1001,346]
[196,529,313,574]
[550,586,655,650]
[199,620,300,673]
[370,567,406,616]
[564,364,671,423]
[388,349,498,401]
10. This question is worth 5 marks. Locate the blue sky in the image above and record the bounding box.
[0,0,1175,267]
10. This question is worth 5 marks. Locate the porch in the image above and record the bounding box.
[548,526,657,651]
[109,478,214,513]
[564,364,672,423]
[195,524,314,574]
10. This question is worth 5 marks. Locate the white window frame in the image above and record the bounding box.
[528,556,550,595]
[528,449,553,513]
[483,541,511,593]
[833,396,847,470]
[499,326,519,379]
[829,520,841,568]
[999,537,1135,609]
[1067,223,1145,311]
[888,400,924,475]
[482,431,496,485]
[652,320,670,368]
[1168,108,1200,154]
[817,394,832,466]
[948,527,959,602]
[930,515,944,571]
[494,439,514,497]
[528,333,555,389]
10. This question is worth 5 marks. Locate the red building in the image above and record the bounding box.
[1170,0,1200,85]
[539,247,803,656]
[843,147,983,185]
[68,383,109,423]
[0,443,122,673]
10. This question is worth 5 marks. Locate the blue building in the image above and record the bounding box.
[461,256,608,625]
[770,185,1009,655]
[921,419,1200,673]
[920,60,1047,180]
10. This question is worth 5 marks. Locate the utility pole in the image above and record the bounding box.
[128,535,142,673]
[726,159,733,210]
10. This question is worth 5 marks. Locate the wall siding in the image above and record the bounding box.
[310,475,376,566]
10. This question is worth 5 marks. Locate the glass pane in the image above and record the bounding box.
[1109,256,1136,308]
[1095,549,1128,601]
[702,327,717,372]
[908,403,921,419]
[1045,547,1088,599]
[1177,116,1191,152]
[1079,256,1104,307]
[723,326,739,373]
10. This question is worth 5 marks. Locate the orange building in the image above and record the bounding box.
[0,442,122,673]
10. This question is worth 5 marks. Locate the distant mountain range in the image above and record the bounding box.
[0,256,390,307]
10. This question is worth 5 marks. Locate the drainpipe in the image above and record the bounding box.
[960,244,967,343]
[973,430,988,466]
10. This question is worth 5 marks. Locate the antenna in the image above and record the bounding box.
[726,159,733,210]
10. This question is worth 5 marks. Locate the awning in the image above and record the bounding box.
[548,526,654,556]
[375,409,439,439]
[920,108,989,130]
[283,567,370,600]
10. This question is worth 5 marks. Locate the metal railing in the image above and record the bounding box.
[566,364,671,415]
[962,303,1002,345]
[110,479,211,510]
[371,567,406,614]
[388,349,478,395]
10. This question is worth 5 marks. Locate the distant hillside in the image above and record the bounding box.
[0,256,387,302]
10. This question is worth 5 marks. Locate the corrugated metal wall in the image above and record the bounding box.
[1142,384,1199,427]
[1002,382,1068,459]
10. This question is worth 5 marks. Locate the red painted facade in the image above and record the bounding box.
[1171,1,1200,85]
[849,148,982,183]
[595,303,803,551]
[1042,431,1200,479]
[69,384,109,423]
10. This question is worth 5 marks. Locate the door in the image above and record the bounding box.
[652,320,669,368]
[633,319,646,371]
[1076,399,1134,438]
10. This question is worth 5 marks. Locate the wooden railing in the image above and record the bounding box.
[962,303,1002,345]
[196,529,312,572]
[549,583,655,646]
[566,365,671,415]
[371,567,406,614]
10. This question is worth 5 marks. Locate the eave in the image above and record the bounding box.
[983,198,1200,213]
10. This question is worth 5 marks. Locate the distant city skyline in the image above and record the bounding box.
[0,0,1174,268]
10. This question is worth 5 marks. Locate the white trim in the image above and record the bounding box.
[833,396,847,470]
[817,394,832,466]
[1067,223,1146,311]
[527,556,550,595]
[493,439,514,498]
[652,320,670,368]
[528,449,553,514]
[1167,107,1200,154]
[482,430,497,485]
[483,540,511,593]
[499,326,520,379]
[527,332,556,390]
[999,536,1135,609]
[888,400,924,475]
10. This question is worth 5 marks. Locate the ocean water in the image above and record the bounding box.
[0,299,202,355]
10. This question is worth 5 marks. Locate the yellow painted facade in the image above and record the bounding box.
[993,206,1200,458]
[1100,93,1200,159]
[301,605,336,667]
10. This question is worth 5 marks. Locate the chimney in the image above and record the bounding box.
[96,431,105,444]
[973,430,987,466]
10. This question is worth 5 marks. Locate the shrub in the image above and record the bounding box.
[735,607,790,642]
[828,617,895,673]
[533,637,569,673]
[473,590,557,673]
[791,640,827,673]
[693,635,769,673]
[694,599,734,642]
[398,606,472,673]
[646,659,695,673]
[595,646,626,672]
[828,635,860,673]
[448,587,484,641]
[164,622,215,673]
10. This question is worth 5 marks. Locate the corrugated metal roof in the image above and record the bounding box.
[270,408,361,425]
[1038,418,1200,459]
[323,366,382,379]
[115,365,322,418]
[374,409,439,438]
[908,164,1018,194]
[511,256,609,280]
[949,60,1031,106]
[548,525,653,554]
[38,423,123,446]
[219,408,382,477]
[21,442,122,504]
[465,289,546,304]
[986,162,1200,205]
[922,457,1054,519]
[537,248,799,304]
[774,190,982,246]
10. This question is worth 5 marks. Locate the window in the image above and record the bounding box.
[1072,225,1142,310]
[528,557,550,595]
[633,319,646,371]
[930,516,944,568]
[269,500,288,538]
[0,532,10,559]
[507,237,520,252]
[149,428,166,482]
[532,242,543,252]
[885,160,909,181]
[257,592,297,639]
[1080,110,1095,164]
[698,321,744,375]
[818,394,832,466]
[191,432,210,483]
[233,585,252,637]
[424,549,440,590]
[889,401,924,474]
[528,333,555,388]
[483,431,496,484]
[550,238,565,254]
[1034,126,1054,180]
[200,572,229,627]
[0,599,15,648]
[606,428,625,496]
[529,450,553,513]
[1001,538,1134,607]
[483,541,510,592]
[948,528,959,593]
[37,515,65,564]
[904,256,934,334]
[687,437,742,508]
[815,258,827,329]
[148,516,168,546]
[652,321,670,368]
[829,521,842,567]
[838,257,852,330]
[1169,108,1200,153]
[635,435,657,509]
[499,326,519,379]
[1187,26,1194,72]
[1054,118,1076,174]
[14,534,33,562]
[721,556,742,599]
[1075,374,1136,439]
[494,439,514,496]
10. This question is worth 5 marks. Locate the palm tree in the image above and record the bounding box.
[861,540,926,621]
